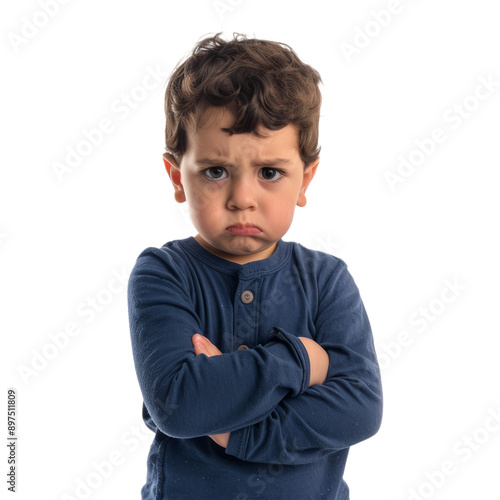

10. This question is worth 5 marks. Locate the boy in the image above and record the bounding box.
[128,33,382,499]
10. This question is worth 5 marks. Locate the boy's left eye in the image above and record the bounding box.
[259,168,284,182]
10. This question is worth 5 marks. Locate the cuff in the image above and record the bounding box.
[225,426,249,461]
[268,327,310,395]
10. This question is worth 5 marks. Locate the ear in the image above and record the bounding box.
[297,157,319,207]
[163,152,186,203]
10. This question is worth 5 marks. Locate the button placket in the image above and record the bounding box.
[234,277,261,351]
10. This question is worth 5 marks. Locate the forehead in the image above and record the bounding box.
[185,107,300,160]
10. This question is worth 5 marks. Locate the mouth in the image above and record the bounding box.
[226,224,262,236]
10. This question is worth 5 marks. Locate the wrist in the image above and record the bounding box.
[298,337,329,386]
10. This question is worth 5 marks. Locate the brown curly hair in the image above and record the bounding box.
[164,33,322,167]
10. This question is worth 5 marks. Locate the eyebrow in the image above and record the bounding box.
[196,158,291,168]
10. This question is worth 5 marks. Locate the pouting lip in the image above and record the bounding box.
[226,224,262,235]
[226,223,261,229]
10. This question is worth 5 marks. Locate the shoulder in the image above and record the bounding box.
[285,241,359,297]
[286,240,347,274]
[127,239,200,315]
[133,238,185,263]
[128,238,196,286]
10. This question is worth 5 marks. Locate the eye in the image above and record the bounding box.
[259,168,284,182]
[203,167,228,181]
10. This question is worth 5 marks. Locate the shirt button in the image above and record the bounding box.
[237,345,249,351]
[241,290,254,304]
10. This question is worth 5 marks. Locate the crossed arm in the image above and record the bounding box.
[129,253,383,464]
[191,333,330,448]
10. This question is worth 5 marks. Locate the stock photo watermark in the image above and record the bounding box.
[6,389,18,493]
[212,0,245,20]
[407,404,500,500]
[16,267,130,385]
[59,421,151,500]
[339,0,417,64]
[51,65,167,182]
[384,73,499,191]
[7,0,72,54]
[377,277,466,370]
[234,438,301,499]
[313,234,341,254]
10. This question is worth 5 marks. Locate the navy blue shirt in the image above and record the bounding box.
[127,237,382,499]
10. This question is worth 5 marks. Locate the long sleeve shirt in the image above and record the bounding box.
[127,237,383,499]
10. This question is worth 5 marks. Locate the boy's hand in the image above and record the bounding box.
[192,333,223,357]
[192,334,230,448]
[298,337,329,386]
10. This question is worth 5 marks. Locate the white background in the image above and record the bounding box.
[2,1,500,499]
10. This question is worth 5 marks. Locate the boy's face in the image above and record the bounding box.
[164,107,318,264]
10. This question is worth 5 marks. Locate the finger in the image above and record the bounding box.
[192,334,206,356]
[204,342,223,356]
[200,338,223,357]
[192,334,222,357]
[193,340,205,357]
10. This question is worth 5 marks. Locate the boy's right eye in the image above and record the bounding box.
[202,167,228,181]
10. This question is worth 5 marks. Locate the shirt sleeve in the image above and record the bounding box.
[127,249,311,440]
[225,260,383,464]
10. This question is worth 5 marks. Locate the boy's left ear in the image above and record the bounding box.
[297,158,319,207]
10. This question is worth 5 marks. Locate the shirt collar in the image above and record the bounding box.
[179,236,291,277]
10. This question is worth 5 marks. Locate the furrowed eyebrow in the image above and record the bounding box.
[196,158,290,168]
[251,158,290,168]
[197,158,228,166]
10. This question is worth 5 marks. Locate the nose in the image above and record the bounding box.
[227,175,257,211]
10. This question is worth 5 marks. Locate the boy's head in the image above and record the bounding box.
[163,33,322,264]
[164,33,322,167]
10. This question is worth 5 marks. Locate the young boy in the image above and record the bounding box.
[128,33,383,499]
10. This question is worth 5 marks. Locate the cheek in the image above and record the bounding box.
[185,181,222,212]
[267,199,297,228]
